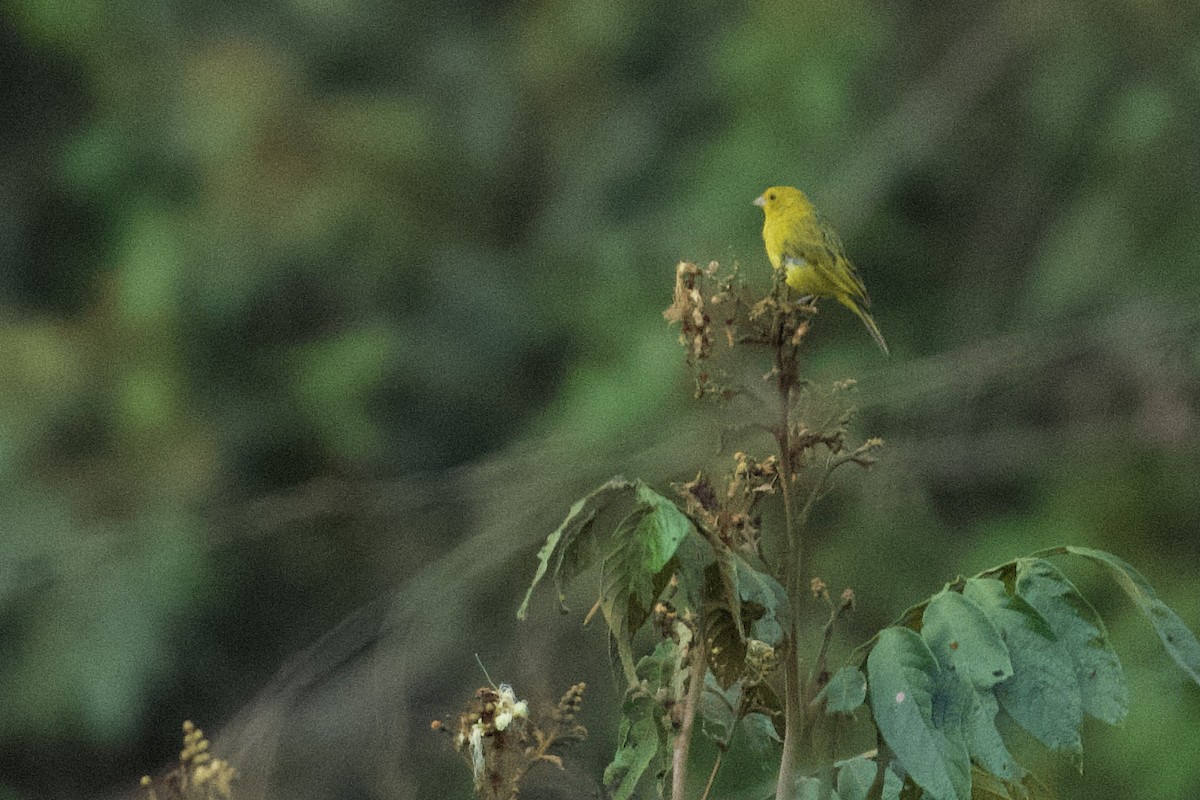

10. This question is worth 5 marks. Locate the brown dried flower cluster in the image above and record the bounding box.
[436,681,587,800]
[663,260,753,399]
[663,260,721,363]
[677,451,778,556]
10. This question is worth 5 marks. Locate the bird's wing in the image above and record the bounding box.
[779,238,823,268]
[781,233,865,303]
[813,210,872,306]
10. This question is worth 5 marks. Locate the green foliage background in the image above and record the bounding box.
[1,0,1198,797]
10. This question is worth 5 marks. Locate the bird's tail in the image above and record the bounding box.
[839,296,890,355]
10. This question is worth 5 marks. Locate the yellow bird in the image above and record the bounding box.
[754,186,888,354]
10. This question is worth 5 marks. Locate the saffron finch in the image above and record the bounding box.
[754,186,888,354]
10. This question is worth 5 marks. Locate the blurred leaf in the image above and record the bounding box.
[118,367,176,436]
[322,95,436,167]
[791,775,839,800]
[1104,81,1172,154]
[541,326,680,445]
[115,206,182,322]
[1026,192,1131,317]
[8,0,103,46]
[290,324,399,459]
[0,491,205,740]
[60,121,127,195]
[0,322,84,471]
[735,555,789,647]
[969,765,1056,800]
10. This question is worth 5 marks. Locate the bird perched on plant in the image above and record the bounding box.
[754,186,888,354]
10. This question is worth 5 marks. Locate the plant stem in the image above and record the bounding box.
[772,306,806,800]
[672,617,707,800]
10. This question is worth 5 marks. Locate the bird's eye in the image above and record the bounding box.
[768,193,776,200]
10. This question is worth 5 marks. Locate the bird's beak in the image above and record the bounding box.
[753,195,765,208]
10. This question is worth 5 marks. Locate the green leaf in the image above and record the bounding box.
[711,776,777,800]
[821,665,867,714]
[705,554,789,689]
[619,484,698,640]
[968,767,1017,799]
[641,632,692,699]
[963,578,1082,754]
[702,711,782,800]
[604,638,683,800]
[604,712,660,800]
[713,546,746,640]
[600,489,695,683]
[632,482,695,575]
[1042,545,1200,687]
[1015,558,1129,724]
[883,769,905,800]
[739,712,783,750]
[699,671,741,742]
[519,478,697,684]
[517,476,633,620]
[836,756,875,800]
[672,528,712,614]
[969,765,1056,800]
[927,664,973,760]
[867,627,971,800]
[791,776,840,800]
[919,589,1023,782]
[921,589,1013,690]
[735,555,790,646]
[964,690,1022,782]
[705,596,748,688]
[621,558,676,650]
[835,756,904,800]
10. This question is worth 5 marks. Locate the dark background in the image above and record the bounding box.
[2,1,1199,798]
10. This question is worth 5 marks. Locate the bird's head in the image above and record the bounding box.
[753,186,812,217]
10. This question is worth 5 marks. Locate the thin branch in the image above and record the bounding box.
[582,597,603,627]
[814,597,851,688]
[793,458,835,536]
[699,750,724,800]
